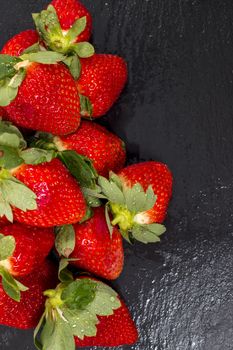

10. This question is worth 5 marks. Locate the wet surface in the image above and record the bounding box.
[1,0,233,349]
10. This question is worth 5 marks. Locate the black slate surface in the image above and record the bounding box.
[1,0,233,349]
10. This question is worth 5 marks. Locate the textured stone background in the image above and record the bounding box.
[1,0,233,349]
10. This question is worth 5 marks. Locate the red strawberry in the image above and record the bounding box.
[35,277,138,348]
[9,158,87,227]
[76,299,138,347]
[0,260,57,329]
[0,223,54,276]
[118,162,173,224]
[77,54,128,118]
[1,30,39,57]
[50,0,92,42]
[53,120,126,176]
[4,62,81,135]
[67,206,124,280]
[96,161,173,243]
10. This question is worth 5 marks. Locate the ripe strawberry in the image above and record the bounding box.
[95,161,173,243]
[75,299,138,347]
[32,2,94,79]
[0,223,54,276]
[50,0,92,42]
[10,158,87,227]
[77,54,128,118]
[4,61,81,135]
[50,120,126,176]
[35,277,138,349]
[0,260,57,329]
[1,30,39,56]
[66,206,124,280]
[118,162,173,224]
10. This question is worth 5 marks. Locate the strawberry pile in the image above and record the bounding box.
[0,1,173,349]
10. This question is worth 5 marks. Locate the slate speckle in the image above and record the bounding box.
[1,0,233,349]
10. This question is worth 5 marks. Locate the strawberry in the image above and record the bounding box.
[33,3,94,80]
[35,120,126,177]
[77,54,128,118]
[1,30,39,57]
[35,277,138,349]
[75,299,138,347]
[1,53,81,135]
[0,223,54,301]
[0,223,54,277]
[94,161,173,243]
[10,158,87,227]
[50,0,92,42]
[0,260,58,329]
[56,207,124,280]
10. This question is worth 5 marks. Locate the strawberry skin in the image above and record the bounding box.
[77,54,128,117]
[0,223,54,276]
[1,30,39,56]
[75,298,138,347]
[119,162,173,224]
[55,120,126,176]
[69,206,124,280]
[0,260,57,329]
[12,158,87,227]
[50,0,92,42]
[5,63,80,135]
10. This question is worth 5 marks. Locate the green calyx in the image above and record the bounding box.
[111,203,135,231]
[34,278,121,350]
[32,6,95,80]
[88,173,167,244]
[0,51,65,106]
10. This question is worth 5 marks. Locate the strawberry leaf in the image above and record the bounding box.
[98,176,125,204]
[79,94,93,117]
[63,55,81,80]
[62,307,98,340]
[15,279,29,292]
[0,267,28,302]
[72,42,95,58]
[87,280,120,316]
[20,51,65,64]
[61,279,97,310]
[105,203,114,238]
[58,150,98,189]
[58,258,74,284]
[146,223,166,236]
[0,79,18,107]
[9,69,26,89]
[0,145,24,169]
[0,173,37,221]
[131,224,165,244]
[0,235,15,260]
[0,55,20,80]
[0,121,27,149]
[40,317,75,350]
[22,42,41,54]
[20,148,56,165]
[66,17,87,43]
[55,225,76,258]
